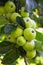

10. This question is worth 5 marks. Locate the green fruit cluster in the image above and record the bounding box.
[0,1,16,14]
[0,1,37,61]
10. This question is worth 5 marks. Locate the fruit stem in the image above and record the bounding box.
[24,55,28,65]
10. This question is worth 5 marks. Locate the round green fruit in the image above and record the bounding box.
[11,13,21,23]
[23,40,35,51]
[21,11,29,17]
[5,1,16,13]
[26,50,36,60]
[11,27,23,38]
[23,17,36,28]
[6,34,16,43]
[24,28,36,40]
[17,36,26,46]
[21,7,29,17]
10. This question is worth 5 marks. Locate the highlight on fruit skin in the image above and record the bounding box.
[4,1,16,13]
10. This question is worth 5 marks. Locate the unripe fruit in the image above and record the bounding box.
[6,34,16,43]
[5,1,16,13]
[17,36,26,46]
[11,13,21,23]
[11,27,23,38]
[21,7,29,17]
[23,40,35,51]
[23,17,36,28]
[26,50,36,60]
[24,28,36,40]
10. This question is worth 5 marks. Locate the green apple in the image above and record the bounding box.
[29,63,36,65]
[23,17,36,28]
[24,28,36,40]
[6,34,16,43]
[26,50,36,60]
[17,36,26,46]
[11,27,23,38]
[21,11,29,17]
[5,1,16,13]
[0,6,5,14]
[23,40,35,51]
[11,13,21,23]
[21,7,29,17]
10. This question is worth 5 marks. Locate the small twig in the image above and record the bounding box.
[18,47,28,65]
[24,54,28,65]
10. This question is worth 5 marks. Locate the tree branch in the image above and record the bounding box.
[24,54,28,65]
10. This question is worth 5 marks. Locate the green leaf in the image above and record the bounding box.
[2,47,19,65]
[16,16,26,29]
[39,0,43,3]
[36,31,43,42]
[0,41,14,54]
[35,40,43,52]
[3,23,17,34]
[0,23,17,34]
[0,16,9,28]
